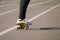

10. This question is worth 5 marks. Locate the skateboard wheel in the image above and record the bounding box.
[24,24,29,30]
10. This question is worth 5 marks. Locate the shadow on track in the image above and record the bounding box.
[29,27,60,30]
[40,27,60,30]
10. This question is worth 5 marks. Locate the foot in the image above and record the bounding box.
[16,19,32,25]
[16,19,25,25]
[16,19,31,30]
[23,19,32,25]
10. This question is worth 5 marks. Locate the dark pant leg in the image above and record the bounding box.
[19,0,30,20]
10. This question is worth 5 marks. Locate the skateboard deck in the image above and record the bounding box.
[16,23,29,30]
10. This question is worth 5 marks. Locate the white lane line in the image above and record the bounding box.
[29,0,53,7]
[0,1,18,7]
[0,3,60,36]
[0,0,46,7]
[30,0,37,2]
[44,0,53,3]
[0,3,15,7]
[0,9,18,15]
[0,0,42,7]
[28,4,60,22]
[0,0,53,16]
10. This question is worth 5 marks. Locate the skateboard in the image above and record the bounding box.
[16,23,29,30]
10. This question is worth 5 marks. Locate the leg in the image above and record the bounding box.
[16,0,31,30]
[19,0,30,20]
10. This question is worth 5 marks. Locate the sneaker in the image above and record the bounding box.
[16,19,25,25]
[16,19,32,25]
[23,19,32,25]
